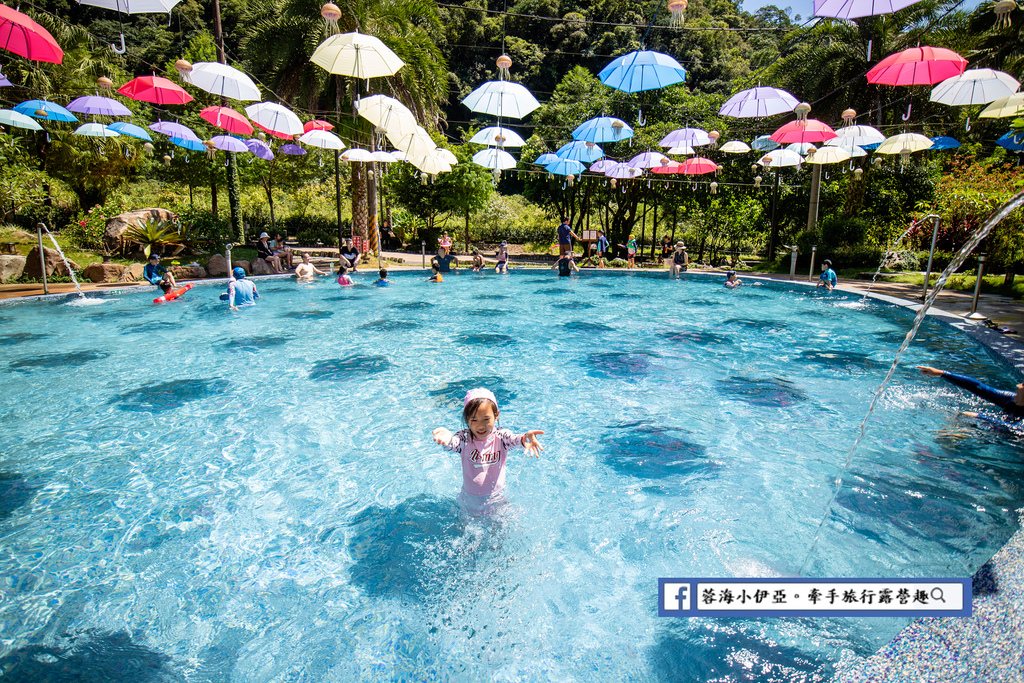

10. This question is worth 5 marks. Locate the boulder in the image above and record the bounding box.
[170,265,206,281]
[118,263,145,282]
[24,246,80,279]
[103,208,177,253]
[83,262,126,283]
[207,254,229,276]
[250,258,274,276]
[0,255,26,283]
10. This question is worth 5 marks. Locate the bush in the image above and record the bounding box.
[177,208,232,250]
[472,195,554,244]
[280,214,340,247]
[63,204,108,250]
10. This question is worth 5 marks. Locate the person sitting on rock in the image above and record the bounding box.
[255,232,285,274]
[143,253,176,287]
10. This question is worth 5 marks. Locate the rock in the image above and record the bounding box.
[231,260,250,276]
[83,262,126,283]
[118,263,145,282]
[250,258,274,276]
[207,254,229,276]
[0,255,26,283]
[103,208,177,253]
[24,246,80,279]
[170,265,206,280]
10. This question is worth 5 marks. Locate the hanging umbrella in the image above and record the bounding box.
[150,120,200,141]
[534,153,560,165]
[245,102,303,140]
[387,127,436,156]
[341,148,375,162]
[571,116,634,143]
[200,105,254,135]
[751,135,780,151]
[75,0,179,54]
[280,143,306,156]
[185,62,261,101]
[929,136,961,150]
[867,47,968,87]
[67,95,132,117]
[0,4,64,64]
[757,150,803,167]
[355,94,417,136]
[875,133,933,155]
[171,137,205,152]
[470,126,526,147]
[660,127,710,148]
[680,157,718,175]
[74,122,119,138]
[629,151,672,168]
[462,80,540,119]
[299,129,344,150]
[979,93,1024,119]
[390,150,407,161]
[598,50,686,93]
[303,119,334,132]
[650,162,685,174]
[786,142,817,155]
[106,121,151,140]
[119,76,192,105]
[15,99,77,122]
[435,148,458,165]
[0,109,42,130]
[473,148,517,170]
[546,157,585,176]
[407,152,452,175]
[996,132,1024,152]
[719,86,798,118]
[720,140,751,154]
[311,31,405,79]
[589,158,618,173]
[210,135,250,154]
[604,163,642,179]
[771,119,836,144]
[824,138,868,157]
[0,69,11,87]
[666,145,696,155]
[813,0,923,20]
[372,151,397,163]
[930,69,1020,106]
[833,124,885,147]
[805,147,851,164]
[556,140,604,162]
[244,138,274,160]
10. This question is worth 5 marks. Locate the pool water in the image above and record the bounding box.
[1,270,1022,682]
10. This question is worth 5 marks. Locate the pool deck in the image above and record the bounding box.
[3,257,1023,681]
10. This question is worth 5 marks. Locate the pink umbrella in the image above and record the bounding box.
[201,106,254,135]
[770,119,836,144]
[650,162,685,174]
[0,5,64,64]
[303,119,334,133]
[680,157,718,175]
[118,76,192,105]
[867,47,967,86]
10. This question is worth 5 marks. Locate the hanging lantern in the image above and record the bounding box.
[420,173,427,185]
[174,59,193,80]
[854,168,864,180]
[567,174,576,187]
[754,175,762,188]
[495,134,506,146]
[492,168,501,185]
[368,170,374,179]
[610,178,618,189]
[257,131,266,141]
[715,164,723,175]
[795,102,811,121]
[611,120,625,133]
[321,3,342,33]
[548,172,554,180]
[708,130,720,149]
[842,108,856,124]
[668,0,688,26]
[35,109,48,118]
[900,147,911,166]
[496,54,512,79]
[143,142,154,157]
[994,0,1016,27]
[162,155,171,166]
[710,181,718,195]
[751,164,759,172]
[586,142,596,149]
[97,76,114,91]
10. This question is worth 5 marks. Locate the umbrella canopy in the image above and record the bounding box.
[0,70,11,87]
[629,151,672,169]
[996,132,1024,152]
[67,95,132,117]
[303,119,334,132]
[666,145,696,155]
[534,153,560,165]
[571,116,634,143]
[171,137,205,151]
[74,122,119,138]
[589,158,617,173]
[462,80,540,119]
[979,93,1024,119]
[833,124,885,147]
[435,148,458,165]
[660,127,710,148]
[824,138,868,157]
[200,105,254,135]
[0,4,64,64]
[598,50,686,93]
[210,135,249,154]
[150,120,199,141]
[78,0,179,12]
[604,163,643,179]
[719,87,798,118]
[311,31,405,79]
[875,133,933,155]
[867,47,967,87]
[556,140,604,163]
[929,136,961,150]
[650,162,685,174]
[244,138,274,160]
[473,148,517,170]
[245,102,303,139]
[930,69,1020,106]
[680,157,718,175]
[770,119,836,144]
[805,146,851,164]
[407,153,452,175]
[15,99,77,122]
[372,151,397,163]
[470,126,527,147]
[751,135,780,151]
[390,150,407,161]
[387,127,436,156]
[813,0,923,19]
[106,121,151,140]
[280,143,306,156]
[0,109,43,130]
[719,140,751,154]
[119,76,192,105]
[546,157,586,176]
[299,129,344,150]
[186,62,261,101]
[341,148,375,162]
[786,142,817,155]
[758,149,803,167]
[355,94,417,137]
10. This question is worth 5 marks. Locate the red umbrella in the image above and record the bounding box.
[0,5,64,64]
[770,119,837,144]
[253,121,293,140]
[303,119,334,133]
[118,76,193,105]
[201,105,254,135]
[867,47,967,86]
[651,162,685,174]
[680,157,719,175]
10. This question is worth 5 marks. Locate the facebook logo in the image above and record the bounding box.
[662,582,690,612]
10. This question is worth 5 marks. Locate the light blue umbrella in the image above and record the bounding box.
[545,158,585,176]
[555,140,604,163]
[107,121,152,140]
[170,137,205,152]
[14,99,77,122]
[996,131,1024,151]
[751,135,780,152]
[572,116,634,143]
[598,50,686,93]
[534,153,560,165]
[929,136,960,150]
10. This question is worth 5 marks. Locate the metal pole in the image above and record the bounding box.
[335,151,343,253]
[768,168,781,260]
[421,240,426,269]
[968,253,987,319]
[36,222,48,295]
[789,245,798,280]
[807,163,822,233]
[923,214,940,302]
[808,245,817,281]
[225,243,233,276]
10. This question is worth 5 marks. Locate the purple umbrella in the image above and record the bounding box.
[719,87,799,118]
[211,135,249,153]
[0,69,11,87]
[814,0,923,19]
[660,127,710,147]
[67,95,132,117]
[589,159,618,173]
[628,151,672,169]
[244,138,274,160]
[279,143,306,156]
[604,163,642,179]
[150,120,200,141]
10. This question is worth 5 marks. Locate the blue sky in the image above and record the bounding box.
[739,0,986,23]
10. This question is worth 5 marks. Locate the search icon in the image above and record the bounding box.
[931,587,946,603]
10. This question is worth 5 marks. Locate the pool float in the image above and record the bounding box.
[153,283,193,303]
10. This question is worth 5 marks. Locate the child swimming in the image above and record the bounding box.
[337,265,355,286]
[432,388,544,514]
[724,270,743,289]
[374,268,392,286]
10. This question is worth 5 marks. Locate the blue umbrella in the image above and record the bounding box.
[545,158,586,176]
[171,137,205,152]
[572,116,634,143]
[534,153,560,165]
[14,99,77,122]
[996,131,1024,151]
[555,140,604,163]
[107,121,152,141]
[929,136,960,150]
[860,141,882,151]
[751,135,780,152]
[598,50,686,93]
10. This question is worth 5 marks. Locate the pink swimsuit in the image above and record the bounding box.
[444,428,524,512]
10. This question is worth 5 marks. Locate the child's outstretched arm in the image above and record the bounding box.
[432,427,454,446]
[521,430,545,457]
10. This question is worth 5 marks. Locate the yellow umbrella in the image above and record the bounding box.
[875,133,933,155]
[979,92,1024,119]
[311,31,404,78]
[805,146,851,164]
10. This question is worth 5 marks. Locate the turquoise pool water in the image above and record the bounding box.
[1,270,1022,681]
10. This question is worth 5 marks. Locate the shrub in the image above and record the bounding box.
[177,208,232,250]
[280,214,340,247]
[64,204,108,250]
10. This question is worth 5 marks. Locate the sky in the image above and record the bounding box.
[738,0,987,24]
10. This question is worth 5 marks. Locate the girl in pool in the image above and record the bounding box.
[724,271,743,289]
[337,265,355,286]
[495,241,509,273]
[618,235,637,268]
[432,388,544,514]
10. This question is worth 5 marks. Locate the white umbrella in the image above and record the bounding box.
[355,94,417,136]
[666,145,696,155]
[372,151,397,163]
[875,133,933,155]
[76,0,179,53]
[74,122,120,137]
[720,140,751,153]
[299,129,344,150]
[407,152,452,174]
[757,149,803,167]
[719,86,799,118]
[387,126,436,156]
[473,148,517,170]
[0,109,43,130]
[341,148,375,162]
[805,146,851,164]
[461,80,540,119]
[244,102,303,138]
[390,150,407,161]
[825,139,868,157]
[311,31,405,78]
[979,92,1024,118]
[589,159,617,173]
[833,125,886,147]
[786,142,817,155]
[435,148,458,165]
[930,69,1020,106]
[469,125,526,147]
[604,163,643,179]
[185,62,261,101]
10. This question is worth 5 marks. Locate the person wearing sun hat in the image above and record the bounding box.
[670,241,688,279]
[227,266,259,309]
[495,241,509,273]
[255,232,284,274]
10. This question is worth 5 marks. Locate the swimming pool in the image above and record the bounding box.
[1,270,1021,681]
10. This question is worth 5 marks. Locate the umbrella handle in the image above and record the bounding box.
[964,117,971,132]
[112,34,127,55]
[637,109,646,127]
[902,103,912,121]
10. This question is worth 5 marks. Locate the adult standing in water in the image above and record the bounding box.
[552,252,579,277]
[432,246,459,275]
[228,267,259,309]
[557,216,580,257]
[294,253,327,281]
